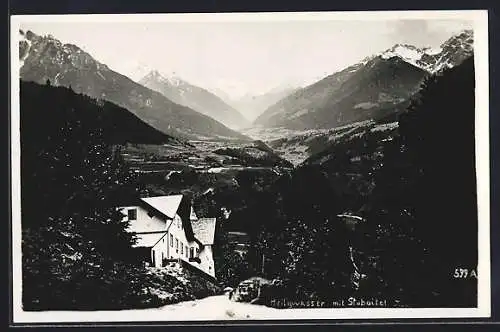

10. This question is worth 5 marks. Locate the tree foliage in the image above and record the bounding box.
[20,81,154,309]
[252,56,477,307]
[234,165,356,301]
[355,56,477,307]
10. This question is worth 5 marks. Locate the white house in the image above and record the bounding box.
[118,195,217,278]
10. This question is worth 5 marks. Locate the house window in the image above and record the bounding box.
[170,234,173,247]
[176,239,179,253]
[181,243,184,255]
[185,246,188,258]
[152,250,156,266]
[189,248,194,258]
[128,209,137,220]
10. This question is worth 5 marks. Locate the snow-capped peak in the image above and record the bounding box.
[143,70,186,87]
[18,29,111,72]
[375,29,473,73]
[164,74,184,87]
[422,46,443,56]
[380,44,425,64]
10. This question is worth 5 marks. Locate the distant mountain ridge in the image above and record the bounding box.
[254,30,474,130]
[216,86,299,122]
[139,70,249,130]
[18,29,248,141]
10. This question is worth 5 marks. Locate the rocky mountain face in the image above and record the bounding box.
[254,56,427,130]
[18,29,248,141]
[254,30,474,130]
[379,29,474,73]
[139,71,249,130]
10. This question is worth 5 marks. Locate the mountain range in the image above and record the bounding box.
[17,27,474,144]
[20,80,177,146]
[139,70,249,130]
[254,30,474,130]
[376,30,473,74]
[18,29,248,141]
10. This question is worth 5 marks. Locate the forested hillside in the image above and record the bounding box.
[233,56,477,308]
[254,56,427,130]
[366,55,477,307]
[20,81,219,310]
[21,80,175,147]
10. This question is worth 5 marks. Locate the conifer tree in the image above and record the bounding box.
[362,57,477,307]
[21,82,141,309]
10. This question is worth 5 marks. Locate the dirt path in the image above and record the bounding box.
[16,295,284,323]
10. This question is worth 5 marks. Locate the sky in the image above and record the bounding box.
[20,16,473,99]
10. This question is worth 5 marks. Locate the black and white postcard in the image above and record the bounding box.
[10,10,491,323]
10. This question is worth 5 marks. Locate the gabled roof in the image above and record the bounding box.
[133,232,166,248]
[140,195,183,219]
[191,218,217,245]
[135,195,215,246]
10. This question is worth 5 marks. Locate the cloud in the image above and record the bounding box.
[385,19,473,47]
